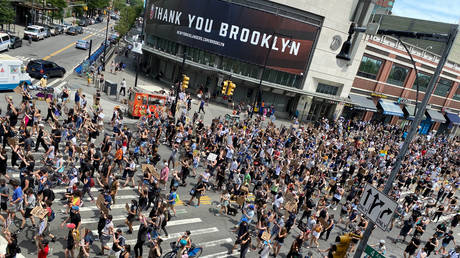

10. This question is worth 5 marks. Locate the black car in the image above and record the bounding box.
[9,35,22,49]
[75,26,84,34]
[26,59,66,78]
[66,27,77,35]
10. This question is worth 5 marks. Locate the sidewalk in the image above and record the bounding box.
[90,50,294,127]
[8,17,75,38]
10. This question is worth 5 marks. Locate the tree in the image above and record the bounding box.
[0,0,15,26]
[115,6,136,37]
[87,0,110,16]
[47,0,67,21]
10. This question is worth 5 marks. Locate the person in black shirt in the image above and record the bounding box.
[134,214,152,257]
[404,236,421,258]
[437,230,456,255]
[34,125,49,152]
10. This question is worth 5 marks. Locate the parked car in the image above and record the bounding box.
[62,22,72,32]
[48,25,59,35]
[75,26,84,34]
[26,59,66,78]
[78,18,89,27]
[53,25,64,34]
[66,27,77,35]
[8,35,22,49]
[43,27,52,37]
[23,25,46,40]
[96,16,104,23]
[75,40,90,50]
[0,33,10,52]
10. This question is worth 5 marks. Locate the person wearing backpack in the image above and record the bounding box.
[81,175,94,202]
[65,223,78,258]
[167,187,178,217]
[110,228,126,258]
[134,214,152,258]
[125,199,138,234]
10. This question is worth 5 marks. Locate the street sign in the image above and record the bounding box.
[365,245,385,258]
[358,184,397,231]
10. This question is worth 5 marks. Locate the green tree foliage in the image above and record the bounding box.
[0,0,15,25]
[114,0,143,37]
[115,6,136,37]
[87,0,110,15]
[48,0,67,20]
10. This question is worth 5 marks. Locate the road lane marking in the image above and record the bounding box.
[200,238,232,248]
[47,79,62,87]
[81,211,191,225]
[42,27,107,60]
[107,227,220,246]
[201,251,239,258]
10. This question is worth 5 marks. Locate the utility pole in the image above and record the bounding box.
[102,14,110,71]
[171,46,186,119]
[351,25,458,258]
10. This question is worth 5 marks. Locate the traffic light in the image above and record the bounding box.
[222,80,228,95]
[227,81,236,96]
[333,233,357,258]
[182,75,189,91]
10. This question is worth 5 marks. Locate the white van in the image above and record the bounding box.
[24,25,46,40]
[0,33,10,52]
[0,54,32,90]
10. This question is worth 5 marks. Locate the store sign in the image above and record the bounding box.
[145,0,320,75]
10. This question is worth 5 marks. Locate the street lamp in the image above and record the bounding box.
[336,22,458,258]
[102,14,110,71]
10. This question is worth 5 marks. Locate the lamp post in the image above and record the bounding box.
[170,46,187,119]
[102,14,110,71]
[336,23,458,258]
[134,15,147,89]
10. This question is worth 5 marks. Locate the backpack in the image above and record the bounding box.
[175,193,180,203]
[89,178,95,187]
[48,209,55,222]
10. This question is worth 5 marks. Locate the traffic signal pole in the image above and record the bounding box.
[352,25,457,258]
[171,46,186,119]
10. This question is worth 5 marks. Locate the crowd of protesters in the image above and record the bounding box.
[0,81,456,258]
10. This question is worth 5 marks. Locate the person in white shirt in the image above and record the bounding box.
[119,78,127,96]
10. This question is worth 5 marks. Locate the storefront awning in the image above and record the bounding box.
[348,94,377,112]
[378,100,404,117]
[403,105,426,120]
[445,112,460,125]
[426,109,446,123]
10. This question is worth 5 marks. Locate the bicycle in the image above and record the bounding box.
[163,242,203,258]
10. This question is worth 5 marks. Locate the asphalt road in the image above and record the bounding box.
[7,20,113,86]
[0,20,458,257]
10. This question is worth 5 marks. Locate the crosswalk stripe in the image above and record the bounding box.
[107,227,219,246]
[47,79,62,87]
[201,251,239,258]
[200,238,232,248]
[81,210,191,225]
[56,81,67,89]
[79,203,126,212]
[81,194,138,202]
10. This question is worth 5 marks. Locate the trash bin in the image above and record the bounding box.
[104,80,117,96]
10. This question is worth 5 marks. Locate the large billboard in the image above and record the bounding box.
[145,0,320,75]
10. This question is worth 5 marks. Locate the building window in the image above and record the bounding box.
[412,72,432,92]
[434,78,453,97]
[386,64,409,86]
[453,85,460,101]
[316,83,339,95]
[357,56,382,80]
